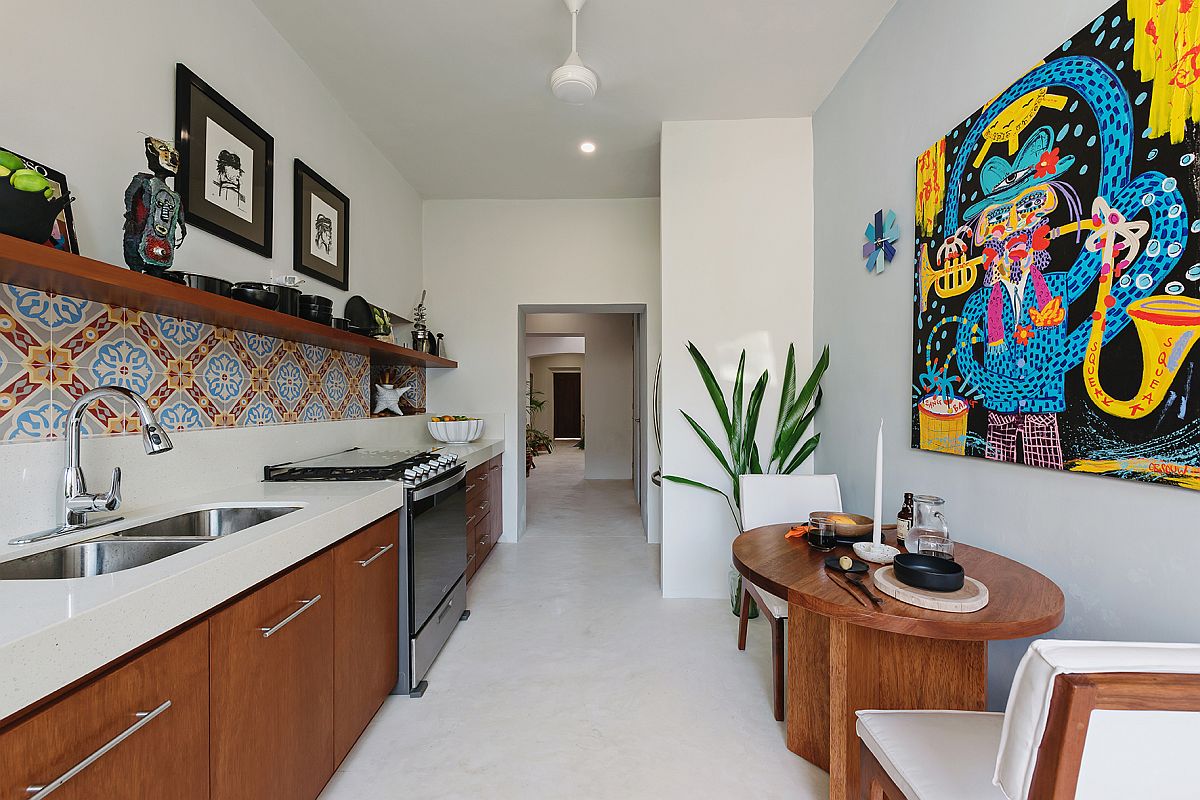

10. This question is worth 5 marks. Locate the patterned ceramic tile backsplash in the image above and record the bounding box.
[0,283,422,443]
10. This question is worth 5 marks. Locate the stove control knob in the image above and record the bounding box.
[404,468,419,479]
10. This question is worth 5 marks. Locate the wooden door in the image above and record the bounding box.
[552,371,582,438]
[0,622,209,800]
[210,552,335,800]
[333,513,400,765]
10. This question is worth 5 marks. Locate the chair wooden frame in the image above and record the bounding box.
[859,671,1200,800]
[738,581,785,721]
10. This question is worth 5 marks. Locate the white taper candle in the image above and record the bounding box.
[872,418,884,545]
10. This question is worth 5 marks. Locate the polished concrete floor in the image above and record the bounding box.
[320,447,827,799]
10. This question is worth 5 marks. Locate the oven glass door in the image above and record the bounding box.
[408,467,466,633]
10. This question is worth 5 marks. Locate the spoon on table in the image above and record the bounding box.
[845,572,885,606]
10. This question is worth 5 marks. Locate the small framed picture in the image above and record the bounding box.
[175,64,274,257]
[293,159,349,290]
[0,147,79,253]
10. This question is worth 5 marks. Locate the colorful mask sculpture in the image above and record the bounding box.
[123,136,186,273]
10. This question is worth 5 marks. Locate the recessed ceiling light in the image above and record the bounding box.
[580,141,596,154]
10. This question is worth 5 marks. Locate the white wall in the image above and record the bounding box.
[525,337,586,358]
[0,0,424,528]
[660,118,816,598]
[422,200,662,542]
[813,0,1200,707]
[580,314,635,480]
[3,0,422,316]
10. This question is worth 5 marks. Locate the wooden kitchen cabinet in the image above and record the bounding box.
[210,551,335,800]
[488,456,504,543]
[466,454,504,583]
[333,512,400,765]
[0,622,210,800]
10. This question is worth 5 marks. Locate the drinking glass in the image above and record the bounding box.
[808,515,836,552]
[913,531,955,560]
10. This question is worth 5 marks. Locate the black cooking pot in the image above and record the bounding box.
[233,282,301,315]
[231,282,280,311]
[300,306,333,325]
[176,272,233,297]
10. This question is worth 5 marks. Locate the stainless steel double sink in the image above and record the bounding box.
[0,506,301,580]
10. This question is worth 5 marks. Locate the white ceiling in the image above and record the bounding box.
[252,0,895,199]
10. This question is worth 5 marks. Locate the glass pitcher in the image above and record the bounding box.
[908,494,949,553]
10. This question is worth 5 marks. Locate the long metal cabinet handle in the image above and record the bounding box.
[467,515,477,525]
[356,543,394,568]
[259,595,322,638]
[25,700,172,799]
[480,501,490,511]
[465,483,476,492]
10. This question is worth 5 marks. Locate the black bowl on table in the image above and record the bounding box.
[231,282,280,311]
[176,272,233,297]
[892,553,965,592]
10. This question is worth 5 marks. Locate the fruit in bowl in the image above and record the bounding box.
[428,416,485,444]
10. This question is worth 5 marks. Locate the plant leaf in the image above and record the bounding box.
[661,475,726,495]
[773,387,822,470]
[686,342,733,443]
[771,344,797,468]
[730,350,746,467]
[680,410,735,481]
[742,369,769,472]
[781,433,821,474]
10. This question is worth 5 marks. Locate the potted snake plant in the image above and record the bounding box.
[664,342,829,616]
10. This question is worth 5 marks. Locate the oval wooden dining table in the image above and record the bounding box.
[733,524,1064,800]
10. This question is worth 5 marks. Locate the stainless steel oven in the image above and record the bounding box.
[401,465,467,696]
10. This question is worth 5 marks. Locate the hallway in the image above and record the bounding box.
[321,447,826,798]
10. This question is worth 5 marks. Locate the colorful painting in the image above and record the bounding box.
[912,0,1200,490]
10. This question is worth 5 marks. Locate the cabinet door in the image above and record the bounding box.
[0,622,209,800]
[489,457,504,542]
[210,552,334,800]
[333,513,399,765]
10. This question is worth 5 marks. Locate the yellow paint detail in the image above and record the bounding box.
[1069,457,1200,489]
[1130,0,1200,143]
[915,137,946,238]
[972,86,1068,168]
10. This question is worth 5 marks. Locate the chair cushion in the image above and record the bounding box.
[995,640,1200,800]
[747,582,788,619]
[857,710,1007,800]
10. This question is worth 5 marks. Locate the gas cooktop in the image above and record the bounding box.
[263,448,460,488]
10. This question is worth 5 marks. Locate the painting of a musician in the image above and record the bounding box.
[913,0,1200,490]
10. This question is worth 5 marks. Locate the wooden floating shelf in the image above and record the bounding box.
[0,234,456,369]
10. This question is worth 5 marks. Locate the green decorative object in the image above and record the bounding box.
[664,342,830,615]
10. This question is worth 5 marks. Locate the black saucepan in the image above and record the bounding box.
[231,282,280,311]
[176,272,233,297]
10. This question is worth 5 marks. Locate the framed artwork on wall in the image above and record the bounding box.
[293,159,349,290]
[911,0,1200,491]
[174,63,274,257]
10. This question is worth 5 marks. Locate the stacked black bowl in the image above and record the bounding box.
[300,294,334,325]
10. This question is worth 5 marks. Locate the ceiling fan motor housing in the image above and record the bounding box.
[550,0,597,104]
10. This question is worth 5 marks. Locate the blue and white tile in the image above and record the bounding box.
[237,396,281,428]
[300,395,329,423]
[235,330,281,367]
[159,316,211,360]
[270,352,307,415]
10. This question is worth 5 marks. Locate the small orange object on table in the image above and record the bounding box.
[732,524,1064,800]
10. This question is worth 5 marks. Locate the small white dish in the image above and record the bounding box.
[852,541,900,565]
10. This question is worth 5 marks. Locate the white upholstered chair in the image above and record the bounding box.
[856,639,1200,800]
[737,473,842,721]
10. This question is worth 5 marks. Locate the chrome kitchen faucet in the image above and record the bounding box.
[9,386,174,546]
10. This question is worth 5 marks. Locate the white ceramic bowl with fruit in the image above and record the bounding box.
[427,416,484,444]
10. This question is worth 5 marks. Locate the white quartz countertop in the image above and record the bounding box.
[0,438,503,722]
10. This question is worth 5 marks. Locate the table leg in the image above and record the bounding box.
[827,621,987,800]
[786,602,830,769]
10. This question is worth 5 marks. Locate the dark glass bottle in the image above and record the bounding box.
[896,492,914,545]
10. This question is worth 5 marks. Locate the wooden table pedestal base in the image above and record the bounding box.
[786,603,988,800]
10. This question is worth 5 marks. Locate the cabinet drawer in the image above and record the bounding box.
[466,465,488,501]
[0,623,209,800]
[467,491,493,523]
[210,552,334,800]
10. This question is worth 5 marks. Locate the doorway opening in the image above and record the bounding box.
[518,306,650,542]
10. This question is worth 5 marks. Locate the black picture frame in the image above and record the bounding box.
[175,63,274,257]
[293,159,350,290]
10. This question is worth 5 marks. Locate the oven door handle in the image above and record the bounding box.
[410,465,466,501]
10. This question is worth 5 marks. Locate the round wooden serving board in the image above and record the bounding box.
[873,566,989,613]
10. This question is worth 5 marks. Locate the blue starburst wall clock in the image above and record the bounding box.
[863,208,899,274]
